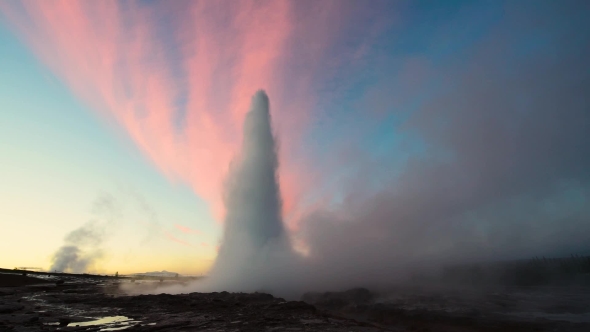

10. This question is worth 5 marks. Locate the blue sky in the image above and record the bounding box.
[0,25,219,274]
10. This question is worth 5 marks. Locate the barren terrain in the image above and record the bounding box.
[2,270,590,331]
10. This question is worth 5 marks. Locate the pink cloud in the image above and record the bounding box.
[174,224,201,235]
[163,231,193,248]
[0,0,381,226]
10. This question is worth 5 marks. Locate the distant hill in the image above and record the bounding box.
[131,270,180,277]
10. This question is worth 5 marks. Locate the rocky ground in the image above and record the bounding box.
[2,272,590,331]
[304,287,590,332]
[0,273,381,332]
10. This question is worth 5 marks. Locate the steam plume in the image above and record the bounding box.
[50,193,120,273]
[50,221,104,273]
[204,90,296,293]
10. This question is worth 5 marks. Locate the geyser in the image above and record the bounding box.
[222,90,285,249]
[206,90,296,293]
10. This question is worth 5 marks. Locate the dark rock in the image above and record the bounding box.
[250,292,274,302]
[0,304,24,314]
[59,317,72,326]
[0,274,52,287]
[0,314,39,324]
[0,289,15,296]
[13,327,42,332]
[302,288,374,310]
[281,301,316,312]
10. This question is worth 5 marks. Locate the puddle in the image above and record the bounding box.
[72,316,131,326]
[63,316,143,331]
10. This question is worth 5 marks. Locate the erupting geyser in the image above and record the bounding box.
[207,90,296,293]
[222,90,286,248]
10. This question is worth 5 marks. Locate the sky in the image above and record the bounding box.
[1,0,589,276]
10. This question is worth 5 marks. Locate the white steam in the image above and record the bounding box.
[200,91,299,294]
[50,193,120,273]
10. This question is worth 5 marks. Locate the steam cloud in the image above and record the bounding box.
[139,3,589,297]
[50,221,104,273]
[204,91,298,293]
[178,57,588,296]
[290,2,590,291]
[50,193,120,273]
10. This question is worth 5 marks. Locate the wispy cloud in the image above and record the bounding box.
[163,230,193,248]
[0,0,385,224]
[174,224,201,235]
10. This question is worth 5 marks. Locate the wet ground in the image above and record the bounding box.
[0,274,380,331]
[1,272,590,331]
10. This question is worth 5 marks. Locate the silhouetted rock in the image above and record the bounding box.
[59,317,71,326]
[0,274,52,287]
[0,304,24,313]
[302,287,374,310]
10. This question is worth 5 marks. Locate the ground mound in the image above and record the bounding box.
[0,274,52,287]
